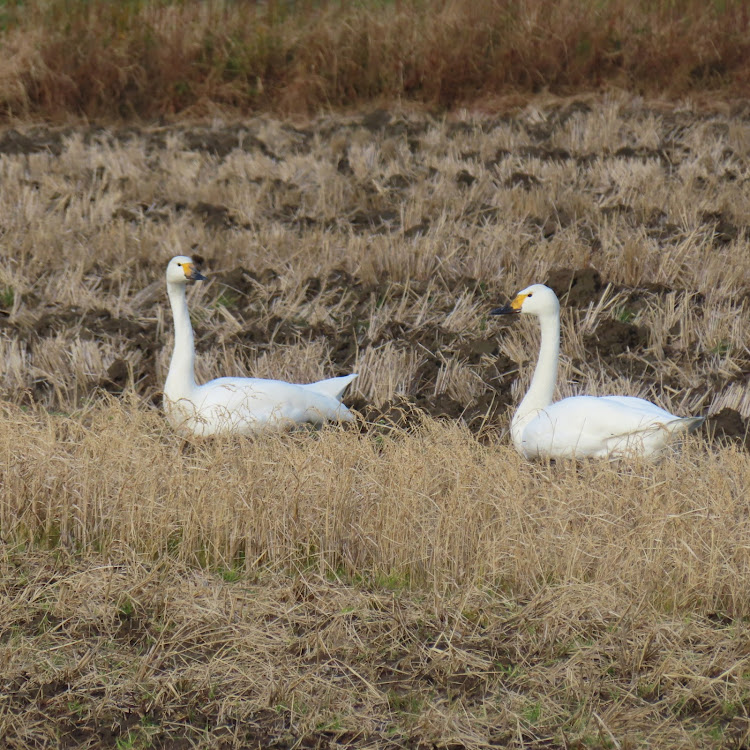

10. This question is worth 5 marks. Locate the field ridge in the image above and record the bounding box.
[0,0,749,120]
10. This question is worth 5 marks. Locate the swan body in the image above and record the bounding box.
[163,256,357,436]
[491,284,704,459]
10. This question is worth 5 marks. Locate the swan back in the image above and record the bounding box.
[168,376,356,436]
[520,395,701,459]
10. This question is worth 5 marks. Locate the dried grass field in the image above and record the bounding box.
[2,96,750,748]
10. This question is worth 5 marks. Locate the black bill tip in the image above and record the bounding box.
[490,304,519,315]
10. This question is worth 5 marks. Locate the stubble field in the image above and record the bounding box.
[2,96,750,748]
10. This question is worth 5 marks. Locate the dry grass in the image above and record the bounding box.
[2,406,750,748]
[0,0,749,120]
[1,97,750,746]
[1,97,749,422]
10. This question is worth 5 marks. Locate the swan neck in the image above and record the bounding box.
[165,281,196,397]
[515,309,559,423]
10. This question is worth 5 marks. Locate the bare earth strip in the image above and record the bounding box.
[1,96,750,747]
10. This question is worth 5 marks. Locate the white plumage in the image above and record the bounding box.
[163,256,357,436]
[492,284,704,459]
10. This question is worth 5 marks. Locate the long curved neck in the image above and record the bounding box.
[514,310,560,424]
[164,282,196,398]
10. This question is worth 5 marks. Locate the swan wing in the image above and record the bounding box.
[172,377,354,436]
[595,395,677,420]
[520,395,692,459]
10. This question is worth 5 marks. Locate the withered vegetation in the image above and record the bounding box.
[0,0,749,119]
[1,97,750,747]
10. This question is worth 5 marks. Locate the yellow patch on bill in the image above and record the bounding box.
[511,293,528,310]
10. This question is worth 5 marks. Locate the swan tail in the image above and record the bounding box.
[333,402,356,422]
[304,373,358,402]
[667,416,705,434]
[602,415,705,457]
[304,398,356,424]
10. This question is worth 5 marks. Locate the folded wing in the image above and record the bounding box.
[172,376,357,436]
[521,395,702,459]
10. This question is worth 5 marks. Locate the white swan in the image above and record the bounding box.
[163,255,357,436]
[491,283,704,459]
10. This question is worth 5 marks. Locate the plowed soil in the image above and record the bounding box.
[2,97,750,749]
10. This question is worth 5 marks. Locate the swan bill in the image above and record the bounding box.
[490,303,520,316]
[179,262,206,281]
[491,293,527,315]
[188,267,207,281]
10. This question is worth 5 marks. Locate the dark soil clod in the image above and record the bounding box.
[216,267,260,297]
[705,408,750,448]
[403,219,431,238]
[505,171,541,189]
[349,210,400,233]
[362,109,392,132]
[585,318,648,357]
[545,267,603,307]
[456,170,476,188]
[100,359,130,393]
[192,202,238,230]
[701,211,739,245]
[385,174,411,190]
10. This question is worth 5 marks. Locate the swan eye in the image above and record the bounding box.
[527,293,533,297]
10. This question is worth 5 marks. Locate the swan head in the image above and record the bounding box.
[166,255,206,285]
[490,283,559,317]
